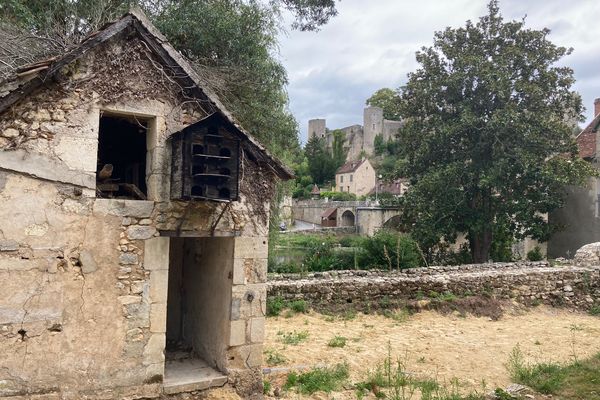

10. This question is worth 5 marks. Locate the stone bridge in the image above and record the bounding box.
[292,199,401,235]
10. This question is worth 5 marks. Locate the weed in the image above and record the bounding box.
[279,330,309,345]
[327,335,347,348]
[264,349,287,366]
[267,296,286,317]
[417,356,426,363]
[383,308,410,322]
[324,315,336,322]
[342,309,358,320]
[283,310,295,318]
[493,388,516,400]
[290,299,308,313]
[284,363,349,394]
[508,345,565,394]
[590,305,600,316]
[534,340,542,346]
[263,380,272,395]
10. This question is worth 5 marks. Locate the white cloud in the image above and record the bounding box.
[277,0,600,142]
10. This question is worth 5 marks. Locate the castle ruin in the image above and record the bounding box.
[308,106,402,161]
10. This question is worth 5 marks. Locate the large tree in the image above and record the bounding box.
[366,87,401,120]
[395,1,597,262]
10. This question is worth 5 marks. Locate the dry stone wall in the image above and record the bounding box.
[268,261,600,311]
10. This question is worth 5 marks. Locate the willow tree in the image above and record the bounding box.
[396,1,597,262]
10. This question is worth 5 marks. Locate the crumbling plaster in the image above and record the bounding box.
[0,32,272,399]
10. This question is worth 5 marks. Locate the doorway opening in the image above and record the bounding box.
[96,114,148,199]
[163,237,232,394]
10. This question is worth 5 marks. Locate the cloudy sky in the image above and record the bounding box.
[277,0,600,143]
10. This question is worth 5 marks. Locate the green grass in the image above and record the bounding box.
[327,335,347,348]
[589,305,600,316]
[263,380,272,395]
[278,330,309,345]
[508,345,600,399]
[285,363,350,394]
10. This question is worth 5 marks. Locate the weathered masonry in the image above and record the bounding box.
[0,8,291,400]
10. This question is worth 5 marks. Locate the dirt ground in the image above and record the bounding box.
[264,306,600,399]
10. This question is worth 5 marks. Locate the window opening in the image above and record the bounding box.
[96,114,148,199]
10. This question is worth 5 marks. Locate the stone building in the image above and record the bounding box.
[549,98,600,258]
[308,106,403,161]
[335,158,376,197]
[0,8,292,400]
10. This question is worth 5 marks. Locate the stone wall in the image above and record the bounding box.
[268,261,600,311]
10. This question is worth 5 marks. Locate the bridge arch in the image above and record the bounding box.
[382,215,402,231]
[340,210,355,227]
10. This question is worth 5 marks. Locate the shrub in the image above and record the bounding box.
[290,299,308,313]
[526,246,544,261]
[267,296,286,317]
[362,230,423,269]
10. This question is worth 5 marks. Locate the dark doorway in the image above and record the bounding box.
[96,115,148,199]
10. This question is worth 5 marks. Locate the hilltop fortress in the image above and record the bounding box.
[308,106,402,161]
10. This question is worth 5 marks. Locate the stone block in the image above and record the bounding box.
[234,237,268,259]
[249,317,265,343]
[119,295,142,305]
[227,344,263,369]
[149,269,169,304]
[144,237,169,271]
[232,259,245,285]
[93,199,154,218]
[143,333,165,366]
[126,225,157,240]
[229,319,246,347]
[79,250,97,274]
[243,258,267,284]
[232,284,266,319]
[0,240,18,251]
[149,303,167,333]
[119,252,139,265]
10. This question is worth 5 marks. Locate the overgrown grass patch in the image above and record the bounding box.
[278,330,309,345]
[508,345,600,399]
[355,349,486,400]
[327,335,347,348]
[285,363,350,394]
[264,349,287,366]
[266,296,310,317]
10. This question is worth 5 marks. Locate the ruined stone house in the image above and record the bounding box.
[549,98,600,258]
[0,8,292,399]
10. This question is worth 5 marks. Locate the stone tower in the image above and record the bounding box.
[363,106,384,154]
[308,119,326,140]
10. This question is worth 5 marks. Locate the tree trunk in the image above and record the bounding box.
[469,228,493,263]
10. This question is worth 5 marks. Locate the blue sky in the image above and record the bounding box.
[277,0,600,143]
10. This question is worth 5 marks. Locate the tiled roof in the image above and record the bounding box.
[576,114,600,159]
[336,159,366,174]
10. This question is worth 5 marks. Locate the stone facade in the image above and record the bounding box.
[335,158,376,196]
[0,9,289,400]
[308,106,403,162]
[268,261,600,311]
[548,98,600,258]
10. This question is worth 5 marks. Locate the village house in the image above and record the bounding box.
[548,98,600,258]
[0,8,292,400]
[335,158,376,197]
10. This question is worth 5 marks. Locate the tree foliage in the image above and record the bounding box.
[366,87,401,120]
[331,129,347,168]
[304,136,336,185]
[393,1,598,262]
[0,0,340,158]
